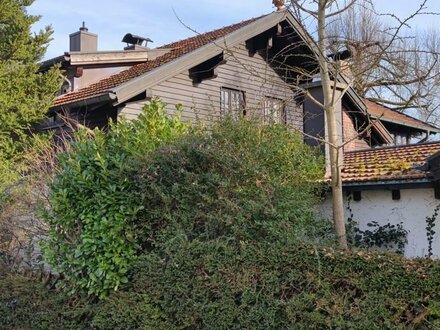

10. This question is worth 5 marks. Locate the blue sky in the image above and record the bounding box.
[29,0,440,60]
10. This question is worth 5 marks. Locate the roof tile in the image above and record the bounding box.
[341,142,440,183]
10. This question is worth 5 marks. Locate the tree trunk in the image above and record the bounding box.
[318,0,348,249]
[326,106,348,249]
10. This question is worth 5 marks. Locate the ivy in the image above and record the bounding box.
[426,204,439,258]
[346,194,408,254]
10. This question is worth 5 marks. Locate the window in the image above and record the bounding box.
[264,97,286,124]
[221,88,245,119]
[393,133,410,146]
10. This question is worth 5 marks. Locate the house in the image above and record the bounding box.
[42,9,440,257]
[320,141,440,258]
[362,99,438,145]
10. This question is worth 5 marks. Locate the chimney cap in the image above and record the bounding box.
[272,0,285,11]
[122,33,153,48]
[79,21,88,32]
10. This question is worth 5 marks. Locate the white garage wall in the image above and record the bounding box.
[319,188,440,258]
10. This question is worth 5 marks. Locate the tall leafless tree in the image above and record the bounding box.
[327,1,440,124]
[282,0,437,249]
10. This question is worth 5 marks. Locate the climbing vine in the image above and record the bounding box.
[346,194,408,254]
[425,204,439,258]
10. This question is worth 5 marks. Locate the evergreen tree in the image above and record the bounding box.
[0,0,60,191]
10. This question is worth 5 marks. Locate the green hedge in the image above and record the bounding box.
[0,274,88,329]
[2,248,440,329]
[109,244,440,329]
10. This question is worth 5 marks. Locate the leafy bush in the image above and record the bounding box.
[3,117,440,328]
[3,248,440,329]
[42,99,189,297]
[130,118,325,252]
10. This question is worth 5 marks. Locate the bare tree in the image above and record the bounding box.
[175,1,434,250]
[283,0,362,249]
[277,0,437,249]
[327,1,440,124]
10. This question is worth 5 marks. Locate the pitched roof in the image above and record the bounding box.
[53,16,264,107]
[364,99,439,133]
[342,142,440,183]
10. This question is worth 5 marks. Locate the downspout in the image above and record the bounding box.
[418,130,430,144]
[60,74,72,93]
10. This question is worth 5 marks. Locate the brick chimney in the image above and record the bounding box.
[69,22,98,52]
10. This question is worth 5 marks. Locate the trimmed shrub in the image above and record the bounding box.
[91,291,169,329]
[42,99,189,297]
[0,273,89,329]
[2,248,440,329]
[90,244,440,329]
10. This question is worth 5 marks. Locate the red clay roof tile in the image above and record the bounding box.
[341,142,440,183]
[53,16,263,107]
[364,99,438,132]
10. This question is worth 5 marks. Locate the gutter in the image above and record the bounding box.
[342,178,433,191]
[50,92,117,112]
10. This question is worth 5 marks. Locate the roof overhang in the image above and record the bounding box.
[67,48,174,65]
[111,9,318,106]
[40,49,174,72]
[369,115,440,134]
[39,55,70,72]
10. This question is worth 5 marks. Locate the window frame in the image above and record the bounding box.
[263,96,286,124]
[220,87,246,119]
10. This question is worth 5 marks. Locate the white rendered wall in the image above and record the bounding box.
[319,188,440,258]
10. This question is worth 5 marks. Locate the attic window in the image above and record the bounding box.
[220,87,246,119]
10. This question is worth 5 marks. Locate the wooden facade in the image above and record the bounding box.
[118,43,303,130]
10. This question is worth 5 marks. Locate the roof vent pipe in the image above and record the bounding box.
[79,21,88,32]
